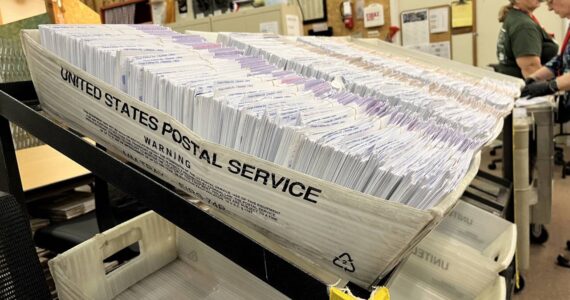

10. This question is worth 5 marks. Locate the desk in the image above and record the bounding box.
[16,145,90,192]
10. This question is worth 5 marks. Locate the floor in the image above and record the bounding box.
[481,148,570,299]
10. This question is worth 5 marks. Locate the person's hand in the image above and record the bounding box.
[520,79,559,98]
[524,77,536,85]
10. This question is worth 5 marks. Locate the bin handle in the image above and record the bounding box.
[484,225,517,270]
[101,227,143,260]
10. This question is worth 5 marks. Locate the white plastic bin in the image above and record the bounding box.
[389,274,506,300]
[49,211,288,300]
[387,201,516,299]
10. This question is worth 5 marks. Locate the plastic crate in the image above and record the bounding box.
[49,211,289,300]
[389,274,506,300]
[387,201,516,299]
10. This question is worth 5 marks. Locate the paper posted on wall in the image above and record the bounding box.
[401,9,429,46]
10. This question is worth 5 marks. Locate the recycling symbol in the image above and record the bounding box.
[333,252,356,273]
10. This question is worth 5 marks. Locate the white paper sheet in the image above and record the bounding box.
[401,9,430,46]
[429,41,451,59]
[260,21,280,34]
[514,96,550,107]
[298,0,325,21]
[429,7,449,34]
[285,14,301,36]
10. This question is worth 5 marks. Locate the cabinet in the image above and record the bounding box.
[166,4,302,35]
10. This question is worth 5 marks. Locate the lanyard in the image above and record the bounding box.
[561,25,570,55]
[529,14,542,27]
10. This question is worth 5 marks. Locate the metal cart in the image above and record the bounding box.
[511,101,554,290]
[0,81,369,299]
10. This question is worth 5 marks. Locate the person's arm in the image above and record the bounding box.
[527,52,560,82]
[510,24,544,78]
[528,65,556,81]
[516,55,542,78]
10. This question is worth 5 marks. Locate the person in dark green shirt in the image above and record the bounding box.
[497,0,558,79]
[496,1,556,196]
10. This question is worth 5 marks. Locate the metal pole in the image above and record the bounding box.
[0,115,25,205]
[513,117,531,271]
[531,107,554,225]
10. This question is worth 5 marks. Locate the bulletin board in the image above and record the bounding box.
[450,0,477,65]
[302,0,391,39]
[400,5,452,59]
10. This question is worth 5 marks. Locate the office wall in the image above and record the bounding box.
[396,0,471,64]
[398,0,447,13]
[0,0,46,25]
[396,0,564,67]
[477,0,564,68]
[303,0,392,39]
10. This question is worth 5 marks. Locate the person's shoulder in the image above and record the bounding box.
[504,10,532,24]
[505,12,538,31]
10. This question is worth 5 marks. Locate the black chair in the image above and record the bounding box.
[553,119,570,178]
[0,191,51,300]
[488,140,503,170]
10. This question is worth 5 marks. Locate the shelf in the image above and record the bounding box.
[0,81,363,299]
[16,145,90,192]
